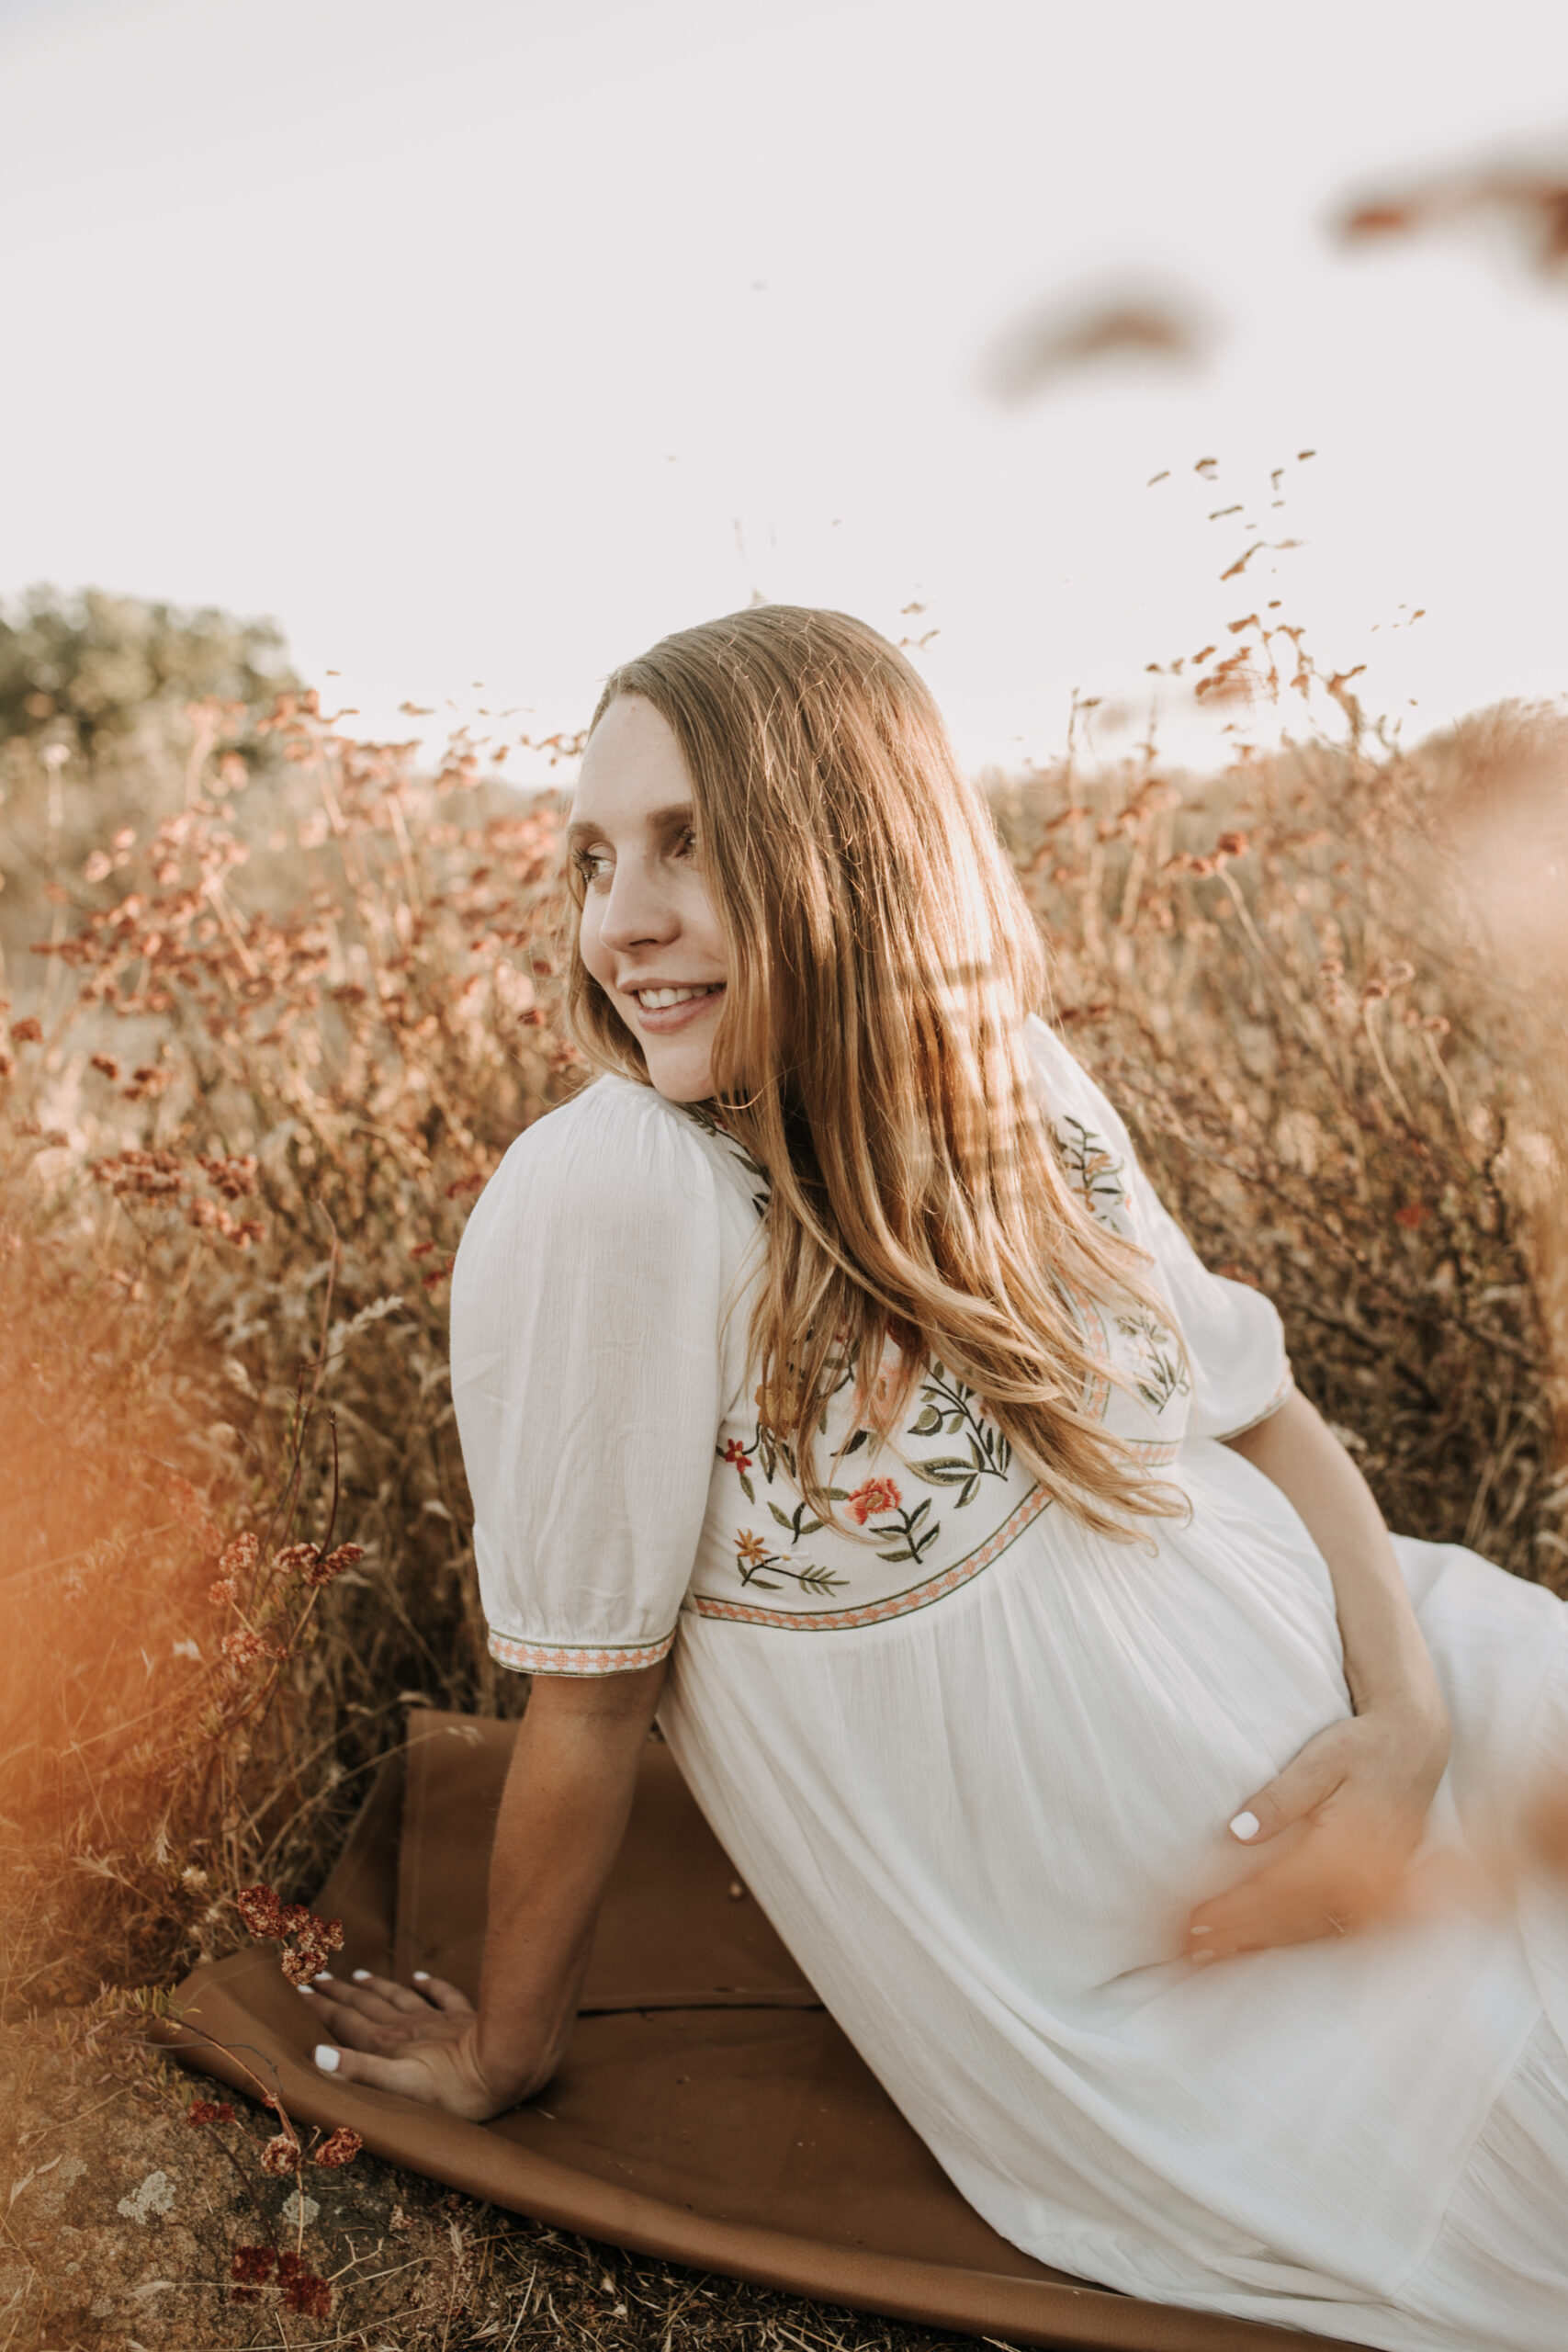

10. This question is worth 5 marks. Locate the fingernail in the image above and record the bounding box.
[313,2044,340,2073]
[351,1968,372,1982]
[313,1970,333,1983]
[412,1970,430,1983]
[1229,1810,1260,1841]
[296,1983,314,1996]
[1190,1923,1213,1935]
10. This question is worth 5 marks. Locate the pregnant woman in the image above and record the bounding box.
[302,605,1568,2351]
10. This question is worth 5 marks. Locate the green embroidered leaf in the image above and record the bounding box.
[768,1501,794,1530]
[825,1487,849,1502]
[739,1473,755,1505]
[967,1434,986,1471]
[876,1544,916,1565]
[797,1516,824,1537]
[910,1405,943,1436]
[908,1498,931,1529]
[843,1428,871,1457]
[909,1457,977,1486]
[959,1476,980,1509]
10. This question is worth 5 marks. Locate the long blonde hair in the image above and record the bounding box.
[567,605,1184,1541]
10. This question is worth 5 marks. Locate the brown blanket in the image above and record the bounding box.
[165,1711,1368,2350]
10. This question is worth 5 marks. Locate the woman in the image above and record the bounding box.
[302,607,1568,2351]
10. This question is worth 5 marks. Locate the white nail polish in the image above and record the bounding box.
[1229,1810,1261,1841]
[297,1983,315,1995]
[1190,1923,1213,1935]
[313,1970,333,1983]
[352,1968,372,1982]
[313,2044,340,2073]
[412,1970,430,1983]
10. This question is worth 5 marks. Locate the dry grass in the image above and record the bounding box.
[1,656,1565,2346]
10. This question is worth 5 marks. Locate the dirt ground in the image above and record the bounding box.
[0,2013,992,2352]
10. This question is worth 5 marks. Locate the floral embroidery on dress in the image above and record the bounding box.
[732,1527,847,1598]
[691,1071,1193,1625]
[1052,1114,1130,1225]
[1113,1306,1192,1416]
[1050,1113,1190,1419]
[906,1363,1013,1507]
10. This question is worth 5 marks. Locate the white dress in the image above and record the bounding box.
[449,1017,1568,2352]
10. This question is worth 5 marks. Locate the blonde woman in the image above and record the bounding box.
[304,608,1568,2351]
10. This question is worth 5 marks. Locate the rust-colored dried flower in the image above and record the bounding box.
[218,1532,259,1577]
[237,1883,287,1939]
[276,2252,332,2317]
[186,2098,235,2128]
[88,1052,120,1080]
[10,1017,43,1045]
[197,1151,260,1200]
[220,1627,272,1668]
[280,1911,344,1984]
[312,2125,363,2168]
[229,2245,276,2287]
[208,1577,238,1605]
[259,2132,301,2177]
[305,1542,365,1588]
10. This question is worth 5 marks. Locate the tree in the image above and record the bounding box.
[0,586,298,755]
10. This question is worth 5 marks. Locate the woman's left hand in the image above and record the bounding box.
[1183,1702,1450,1961]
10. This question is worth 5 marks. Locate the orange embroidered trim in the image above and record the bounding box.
[487,1627,677,1677]
[692,1480,1059,1633]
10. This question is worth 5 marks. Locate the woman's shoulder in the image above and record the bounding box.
[455,1073,755,1290]
[479,1074,726,1218]
[1021,1013,1132,1144]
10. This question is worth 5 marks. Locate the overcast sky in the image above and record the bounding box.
[4,0,1566,781]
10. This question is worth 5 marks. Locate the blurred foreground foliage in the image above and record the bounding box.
[0,602,1564,2019]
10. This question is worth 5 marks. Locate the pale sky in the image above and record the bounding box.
[4,0,1566,784]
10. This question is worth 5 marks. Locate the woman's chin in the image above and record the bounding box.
[642,1039,716,1104]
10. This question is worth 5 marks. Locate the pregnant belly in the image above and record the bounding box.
[671,1444,1355,1999]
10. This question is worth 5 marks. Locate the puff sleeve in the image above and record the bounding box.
[1023,1016,1293,1443]
[448,1079,728,1675]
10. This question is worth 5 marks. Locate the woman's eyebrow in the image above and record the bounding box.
[566,801,694,846]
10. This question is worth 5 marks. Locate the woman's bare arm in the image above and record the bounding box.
[304,1657,668,2117]
[1185,1388,1450,1957]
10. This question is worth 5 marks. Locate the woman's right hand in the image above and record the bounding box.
[302,1967,541,2120]
[301,1658,671,2122]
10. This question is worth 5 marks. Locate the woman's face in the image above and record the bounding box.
[570,693,729,1102]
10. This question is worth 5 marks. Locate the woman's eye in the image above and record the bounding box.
[674,828,699,860]
[574,847,613,885]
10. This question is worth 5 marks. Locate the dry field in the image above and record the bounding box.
[1,629,1565,2348]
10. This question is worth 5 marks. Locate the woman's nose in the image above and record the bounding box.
[599,856,679,951]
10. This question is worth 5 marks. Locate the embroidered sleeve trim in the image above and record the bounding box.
[487,1627,678,1677]
[1213,1369,1295,1443]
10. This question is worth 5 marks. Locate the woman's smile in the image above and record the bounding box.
[621,978,726,1033]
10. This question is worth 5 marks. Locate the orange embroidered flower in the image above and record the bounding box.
[735,1530,770,1567]
[847,1476,900,1524]
[723,1439,752,1474]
